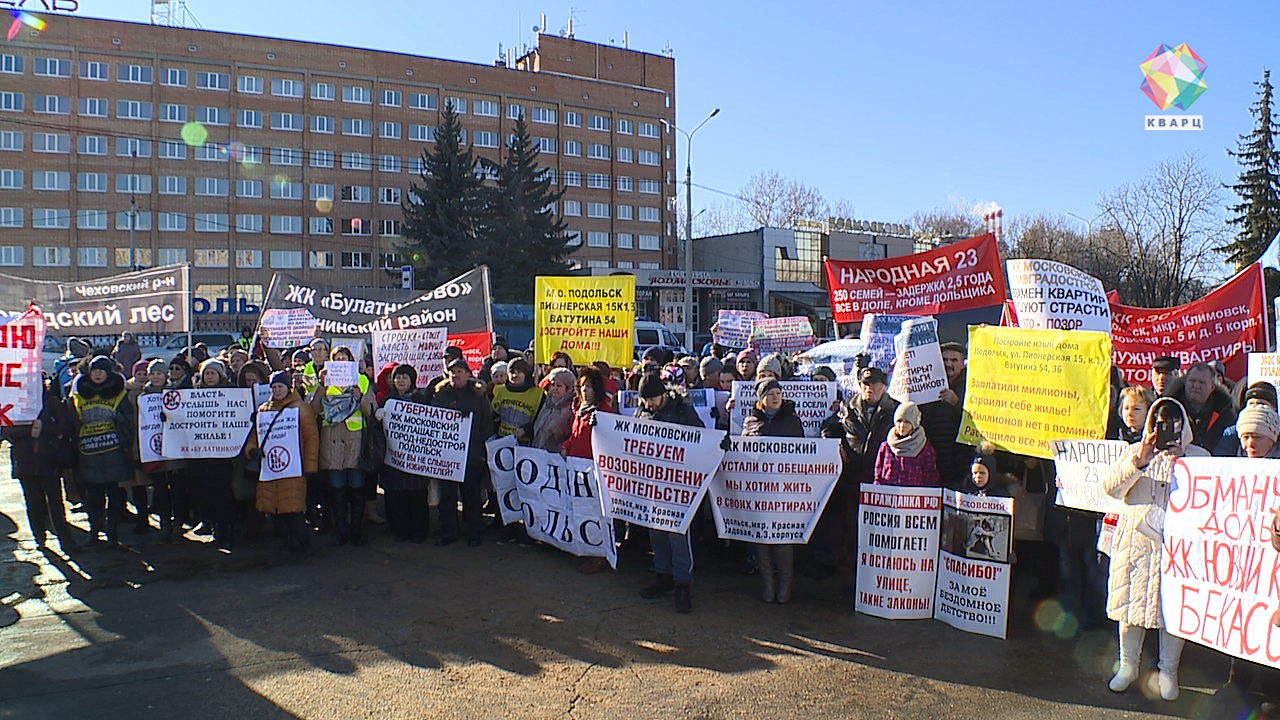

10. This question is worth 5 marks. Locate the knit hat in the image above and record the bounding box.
[199,358,229,381]
[1244,381,1278,409]
[67,336,91,358]
[894,401,921,430]
[131,360,149,376]
[147,358,167,374]
[639,372,666,399]
[490,360,509,377]
[755,378,782,403]
[269,370,291,388]
[699,355,723,378]
[757,353,783,379]
[811,365,836,382]
[971,449,998,475]
[659,363,686,387]
[88,355,116,375]
[290,349,311,364]
[1237,404,1280,441]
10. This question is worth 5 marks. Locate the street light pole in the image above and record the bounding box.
[1065,211,1094,241]
[665,108,719,353]
[129,150,138,271]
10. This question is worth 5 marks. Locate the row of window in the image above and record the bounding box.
[0,207,401,236]
[0,245,406,271]
[573,231,663,250]
[583,260,662,270]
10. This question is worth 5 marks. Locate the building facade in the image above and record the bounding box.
[0,16,677,325]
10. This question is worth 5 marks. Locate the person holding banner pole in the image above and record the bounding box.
[70,356,136,549]
[247,371,320,556]
[429,359,494,547]
[633,373,706,613]
[743,378,805,603]
[1101,397,1206,702]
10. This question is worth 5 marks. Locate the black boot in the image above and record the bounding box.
[674,583,692,613]
[216,522,234,550]
[331,487,349,547]
[639,573,674,599]
[349,488,365,546]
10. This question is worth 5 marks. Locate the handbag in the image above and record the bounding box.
[358,419,386,473]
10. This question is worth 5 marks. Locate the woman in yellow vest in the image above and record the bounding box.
[309,346,371,546]
[70,355,136,548]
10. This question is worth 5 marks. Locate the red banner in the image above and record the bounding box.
[1110,263,1266,385]
[824,233,1006,323]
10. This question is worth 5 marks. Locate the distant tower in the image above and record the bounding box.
[151,0,202,28]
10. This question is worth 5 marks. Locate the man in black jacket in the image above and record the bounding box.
[1176,362,1236,451]
[430,358,495,546]
[920,341,967,489]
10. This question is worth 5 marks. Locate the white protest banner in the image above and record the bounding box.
[859,314,917,375]
[619,388,718,430]
[729,381,836,437]
[258,308,318,348]
[591,414,725,534]
[1049,439,1129,514]
[137,393,165,463]
[1162,457,1280,667]
[324,360,359,387]
[856,485,943,620]
[749,315,816,355]
[373,328,447,388]
[160,388,255,458]
[934,490,1014,639]
[252,383,271,409]
[0,306,44,426]
[255,408,301,482]
[888,317,948,404]
[1006,259,1111,333]
[486,438,618,568]
[1248,353,1280,389]
[331,338,366,364]
[713,309,768,349]
[707,436,840,544]
[383,399,471,482]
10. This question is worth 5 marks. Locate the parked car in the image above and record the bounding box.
[633,320,687,361]
[150,332,240,363]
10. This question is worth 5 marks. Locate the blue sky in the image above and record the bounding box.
[74,0,1280,229]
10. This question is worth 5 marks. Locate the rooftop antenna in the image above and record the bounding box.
[151,0,203,28]
[623,31,628,49]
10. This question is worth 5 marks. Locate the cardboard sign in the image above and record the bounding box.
[1006,259,1111,333]
[0,306,44,426]
[707,436,841,544]
[856,485,943,620]
[372,327,447,387]
[255,408,301,481]
[382,399,472,483]
[729,381,837,437]
[934,490,1014,639]
[534,275,635,367]
[258,308,318,349]
[859,314,918,375]
[324,360,359,387]
[1248,353,1280,390]
[1049,439,1129,514]
[252,383,271,409]
[590,414,725,534]
[159,388,255,458]
[619,388,718,430]
[486,435,618,568]
[887,317,948,404]
[748,315,816,354]
[713,309,768,349]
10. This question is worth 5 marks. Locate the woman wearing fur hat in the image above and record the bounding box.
[744,378,805,603]
[1102,396,1207,702]
[245,370,320,555]
[873,402,939,488]
[69,355,135,547]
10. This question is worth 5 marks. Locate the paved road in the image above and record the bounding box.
[0,475,1234,719]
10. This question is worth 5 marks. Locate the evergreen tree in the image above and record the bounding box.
[1219,70,1280,270]
[484,115,571,303]
[399,101,488,289]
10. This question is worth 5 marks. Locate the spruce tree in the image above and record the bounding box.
[1219,70,1280,270]
[400,101,489,289]
[485,115,571,303]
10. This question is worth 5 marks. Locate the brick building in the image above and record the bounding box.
[0,15,677,322]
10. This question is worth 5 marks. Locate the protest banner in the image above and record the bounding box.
[825,233,1006,323]
[957,326,1111,459]
[707,436,841,544]
[534,275,635,367]
[1248,353,1280,389]
[888,317,948,404]
[160,388,254,458]
[1110,263,1265,385]
[1163,456,1280,667]
[713,309,768,349]
[137,393,165,464]
[748,316,816,354]
[859,314,917,374]
[0,306,44,426]
[590,414,725,534]
[935,490,1014,639]
[262,266,491,369]
[372,328,447,387]
[1006,259,1111,333]
[729,381,836,437]
[856,485,943,620]
[382,399,471,483]
[258,308,318,348]
[486,436,618,568]
[324,361,359,387]
[1048,439,1129,514]
[331,338,366,364]
[252,383,271,409]
[0,265,190,334]
[255,408,301,482]
[619,388,721,430]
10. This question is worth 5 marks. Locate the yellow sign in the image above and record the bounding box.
[534,275,635,367]
[957,326,1111,459]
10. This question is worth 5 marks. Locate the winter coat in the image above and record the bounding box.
[532,389,575,452]
[919,368,966,488]
[634,390,704,428]
[1102,397,1208,628]
[563,402,610,459]
[833,392,899,484]
[742,400,804,438]
[873,441,940,487]
[3,382,74,479]
[70,369,135,485]
[431,377,494,463]
[377,389,433,491]
[309,379,369,472]
[491,379,543,444]
[245,389,319,514]
[1174,385,1236,452]
[113,340,142,374]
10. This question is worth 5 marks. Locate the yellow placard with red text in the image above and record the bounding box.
[534,275,635,367]
[957,326,1111,459]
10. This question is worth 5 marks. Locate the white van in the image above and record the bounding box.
[634,320,687,361]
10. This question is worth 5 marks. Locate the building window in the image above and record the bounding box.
[34,57,71,77]
[638,121,660,138]
[379,121,401,139]
[342,152,372,171]
[33,246,71,266]
[616,232,633,249]
[531,107,556,124]
[157,248,187,264]
[118,64,153,84]
[561,111,581,128]
[615,176,634,193]
[408,157,426,175]
[638,150,660,166]
[341,185,371,203]
[342,218,371,236]
[76,210,107,230]
[534,137,556,154]
[506,103,523,120]
[0,244,23,265]
[588,144,610,160]
[445,97,466,114]
[237,179,262,198]
[638,178,660,194]
[160,103,187,123]
[310,183,334,202]
[78,136,106,156]
[78,247,108,266]
[311,150,335,168]
[271,147,302,166]
[158,176,186,195]
[0,131,18,151]
[271,250,303,269]
[408,125,435,143]
[35,171,71,191]
[196,106,228,126]
[194,177,229,196]
[564,140,581,157]
[587,173,610,190]
[196,71,230,91]
[310,217,333,235]
[311,82,335,100]
[270,179,301,200]
[380,220,401,236]
[473,99,498,117]
[236,214,262,233]
[0,92,23,112]
[562,200,581,217]
[34,133,71,154]
[36,95,72,115]
[272,78,302,98]
[342,118,371,136]
[638,206,660,223]
[194,248,230,266]
[562,171,581,187]
[116,211,151,231]
[270,215,302,234]
[409,93,437,111]
[77,172,107,192]
[775,227,824,284]
[195,143,225,161]
[616,118,633,135]
[158,141,186,160]
[237,75,263,94]
[342,86,371,104]
[163,68,187,86]
[311,115,334,134]
[271,112,303,131]
[0,169,23,189]
[379,252,402,270]
[617,205,633,221]
[115,137,151,158]
[115,247,151,267]
[617,147,633,163]
[589,114,609,131]
[587,231,610,248]
[379,187,401,204]
[309,250,333,268]
[33,210,70,229]
[342,251,373,269]
[1,55,24,74]
[157,212,187,232]
[115,99,151,120]
[380,89,401,107]
[473,130,498,148]
[78,97,108,117]
[638,234,660,251]
[587,202,610,219]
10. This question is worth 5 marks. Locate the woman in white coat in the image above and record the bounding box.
[1101,395,1206,701]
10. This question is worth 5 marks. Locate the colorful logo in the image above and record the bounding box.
[1140,43,1207,111]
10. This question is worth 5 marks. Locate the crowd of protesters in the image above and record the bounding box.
[8,328,1280,715]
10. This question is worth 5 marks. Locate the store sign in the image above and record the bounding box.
[634,270,760,289]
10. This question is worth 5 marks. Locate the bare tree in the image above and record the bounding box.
[907,206,986,246]
[1093,153,1228,307]
[739,170,827,229]
[1005,213,1089,262]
